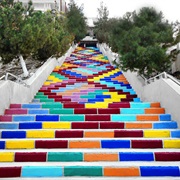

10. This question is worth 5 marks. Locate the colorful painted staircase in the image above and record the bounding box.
[0,46,180,178]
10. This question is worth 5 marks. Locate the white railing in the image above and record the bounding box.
[98,43,180,87]
[0,75,5,81]
[0,72,29,87]
[144,72,180,86]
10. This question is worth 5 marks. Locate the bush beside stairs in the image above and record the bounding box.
[0,46,180,179]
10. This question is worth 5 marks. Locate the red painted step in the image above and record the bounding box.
[74,108,97,114]
[98,108,120,114]
[108,102,130,108]
[114,130,143,138]
[15,152,46,162]
[72,122,99,129]
[0,167,21,178]
[63,103,85,108]
[35,140,68,148]
[100,122,124,129]
[85,115,110,121]
[55,130,83,138]
[132,140,163,148]
[155,152,180,161]
[5,109,27,115]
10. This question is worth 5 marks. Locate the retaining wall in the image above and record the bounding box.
[0,45,76,115]
[98,43,180,126]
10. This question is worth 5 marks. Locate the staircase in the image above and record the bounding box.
[0,46,180,179]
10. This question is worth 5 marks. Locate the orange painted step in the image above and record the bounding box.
[84,131,114,138]
[145,108,165,114]
[137,115,159,121]
[151,102,161,107]
[125,122,152,129]
[104,167,140,177]
[84,153,118,161]
[69,141,100,148]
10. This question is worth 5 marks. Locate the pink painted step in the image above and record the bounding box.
[5,109,27,115]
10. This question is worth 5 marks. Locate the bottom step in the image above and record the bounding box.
[2,178,180,180]
[0,166,179,178]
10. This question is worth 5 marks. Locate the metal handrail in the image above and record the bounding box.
[0,75,5,80]
[0,72,29,87]
[166,73,180,86]
[100,43,180,87]
[144,72,180,86]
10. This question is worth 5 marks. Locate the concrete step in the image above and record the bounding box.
[4,107,166,115]
[1,46,179,179]
[0,121,178,129]
[0,138,179,149]
[0,150,180,162]
[0,129,179,139]
[0,163,179,178]
[0,113,173,122]
[3,177,180,180]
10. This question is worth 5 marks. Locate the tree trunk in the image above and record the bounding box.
[19,54,29,77]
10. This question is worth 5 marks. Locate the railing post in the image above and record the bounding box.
[163,72,167,79]
[5,73,8,81]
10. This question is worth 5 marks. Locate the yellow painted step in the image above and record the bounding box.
[85,102,108,108]
[144,130,170,138]
[27,130,55,138]
[164,139,180,148]
[6,140,34,149]
[43,122,71,129]
[0,152,14,162]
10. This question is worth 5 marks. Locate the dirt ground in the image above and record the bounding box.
[0,57,180,82]
[0,58,44,81]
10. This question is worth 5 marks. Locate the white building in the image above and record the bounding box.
[86,17,98,37]
[17,0,67,13]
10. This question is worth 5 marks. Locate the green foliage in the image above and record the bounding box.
[0,0,73,64]
[94,1,109,43]
[109,7,174,77]
[0,0,25,63]
[33,12,72,61]
[66,0,87,43]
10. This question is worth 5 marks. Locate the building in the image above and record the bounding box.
[16,0,67,13]
[86,17,98,37]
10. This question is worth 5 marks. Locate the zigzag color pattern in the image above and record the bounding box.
[0,47,180,178]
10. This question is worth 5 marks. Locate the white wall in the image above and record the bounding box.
[16,0,65,12]
[99,43,180,126]
[0,57,58,115]
[123,70,180,126]
[0,45,77,115]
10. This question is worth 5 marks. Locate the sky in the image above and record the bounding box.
[66,0,180,24]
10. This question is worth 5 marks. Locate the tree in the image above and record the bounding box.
[94,1,109,43]
[108,14,133,52]
[111,7,174,77]
[33,11,73,61]
[0,0,29,76]
[0,0,73,77]
[66,0,87,43]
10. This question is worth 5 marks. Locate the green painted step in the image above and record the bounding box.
[80,95,96,98]
[60,115,84,121]
[95,90,109,93]
[51,73,67,79]
[48,152,83,162]
[40,99,54,102]
[64,166,103,176]
[50,109,74,114]
[36,92,44,95]
[42,103,63,109]
[34,95,48,99]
